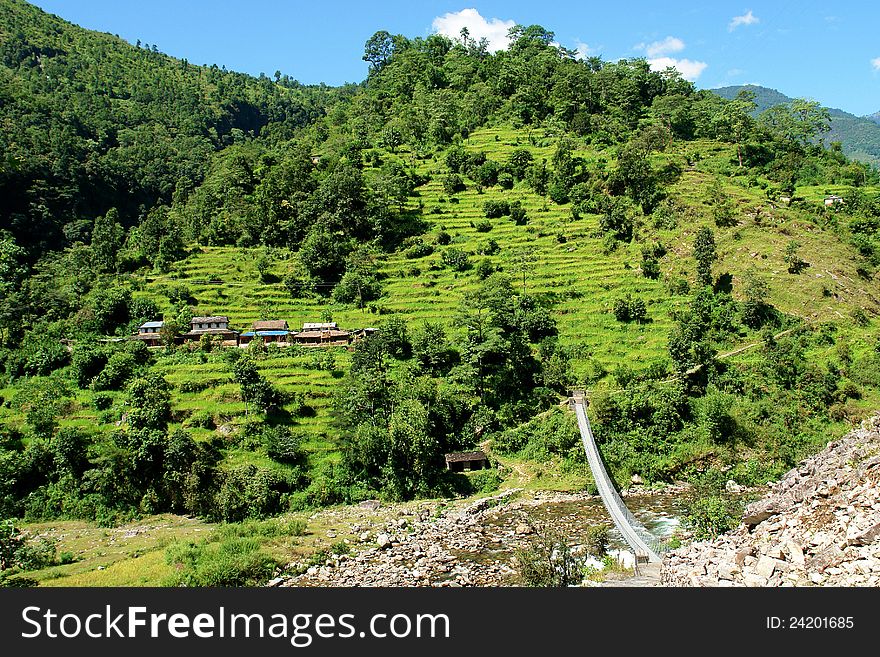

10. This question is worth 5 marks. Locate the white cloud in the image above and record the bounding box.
[574,40,593,60]
[642,36,685,58]
[431,8,515,52]
[729,10,759,31]
[872,57,880,71]
[647,57,708,81]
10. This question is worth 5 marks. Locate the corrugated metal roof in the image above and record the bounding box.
[139,321,164,329]
[191,316,228,324]
[242,330,290,337]
[444,451,489,462]
[253,320,288,330]
[302,322,337,330]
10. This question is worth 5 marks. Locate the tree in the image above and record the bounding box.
[508,148,534,180]
[693,227,716,287]
[760,99,831,148]
[709,179,737,228]
[363,31,394,73]
[299,225,352,284]
[0,236,28,345]
[717,89,756,168]
[333,247,382,308]
[783,240,807,274]
[741,268,771,328]
[511,248,537,294]
[91,208,124,273]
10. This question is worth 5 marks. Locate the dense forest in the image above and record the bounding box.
[1,0,880,576]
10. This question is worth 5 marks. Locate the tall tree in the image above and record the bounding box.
[693,227,716,287]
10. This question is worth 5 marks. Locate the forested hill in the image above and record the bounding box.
[713,85,880,165]
[2,0,880,556]
[0,0,335,257]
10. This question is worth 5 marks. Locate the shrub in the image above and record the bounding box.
[509,201,528,225]
[498,172,514,189]
[467,470,502,494]
[164,537,278,587]
[515,529,582,587]
[186,409,216,429]
[263,426,305,464]
[92,392,113,411]
[404,239,434,259]
[91,352,137,391]
[441,248,471,271]
[436,231,452,246]
[215,465,284,522]
[584,525,610,557]
[474,220,492,233]
[682,494,741,540]
[483,200,510,219]
[613,295,647,324]
[442,174,465,195]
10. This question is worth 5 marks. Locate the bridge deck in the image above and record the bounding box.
[572,400,663,563]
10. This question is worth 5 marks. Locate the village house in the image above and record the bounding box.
[181,315,239,346]
[824,194,844,206]
[239,320,291,346]
[131,320,164,347]
[444,451,491,472]
[292,321,351,347]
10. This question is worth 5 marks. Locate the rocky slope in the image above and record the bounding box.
[661,415,880,586]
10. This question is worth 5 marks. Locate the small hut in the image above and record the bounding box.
[444,451,490,472]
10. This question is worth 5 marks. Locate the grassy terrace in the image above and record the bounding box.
[133,127,878,394]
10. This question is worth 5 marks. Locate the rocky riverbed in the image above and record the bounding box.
[661,415,880,587]
[276,489,683,587]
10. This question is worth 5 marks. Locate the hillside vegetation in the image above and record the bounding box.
[714,84,880,165]
[2,1,880,586]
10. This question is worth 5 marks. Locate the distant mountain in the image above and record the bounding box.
[713,85,880,165]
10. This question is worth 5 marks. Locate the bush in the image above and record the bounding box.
[467,470,502,494]
[215,465,285,522]
[509,201,528,225]
[584,525,610,557]
[91,352,137,391]
[263,426,305,464]
[92,392,113,411]
[682,494,741,540]
[483,200,510,219]
[515,529,582,587]
[441,248,471,271]
[442,174,465,195]
[498,172,514,189]
[164,537,278,587]
[474,220,492,233]
[185,409,216,429]
[404,238,434,259]
[436,231,452,245]
[613,295,647,324]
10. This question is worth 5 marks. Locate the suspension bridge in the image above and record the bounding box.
[569,391,668,564]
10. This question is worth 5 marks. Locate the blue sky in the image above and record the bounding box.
[30,1,880,116]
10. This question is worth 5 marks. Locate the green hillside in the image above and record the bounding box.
[713,84,880,165]
[2,2,880,586]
